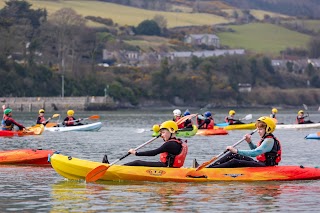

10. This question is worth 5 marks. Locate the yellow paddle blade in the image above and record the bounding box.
[88,115,100,120]
[52,114,60,118]
[26,124,45,135]
[86,165,109,182]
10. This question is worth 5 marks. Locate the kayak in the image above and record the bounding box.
[45,122,102,132]
[152,125,198,137]
[305,132,320,140]
[276,123,320,129]
[0,124,44,137]
[196,128,228,136]
[50,153,320,182]
[0,149,54,166]
[222,123,256,130]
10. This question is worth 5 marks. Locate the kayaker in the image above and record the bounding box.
[204,116,282,168]
[172,109,184,129]
[270,108,278,119]
[103,120,188,167]
[1,108,26,131]
[197,111,214,129]
[36,109,51,126]
[62,110,83,126]
[181,110,193,130]
[296,110,313,124]
[225,110,244,125]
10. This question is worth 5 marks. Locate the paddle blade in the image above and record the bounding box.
[88,115,100,120]
[196,156,218,171]
[86,165,109,182]
[242,114,252,121]
[52,114,60,118]
[46,123,57,128]
[303,104,308,110]
[176,114,197,125]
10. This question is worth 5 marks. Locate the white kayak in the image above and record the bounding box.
[276,122,320,129]
[45,122,102,132]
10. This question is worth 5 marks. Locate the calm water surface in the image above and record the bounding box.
[1,108,320,212]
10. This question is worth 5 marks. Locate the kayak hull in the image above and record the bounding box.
[152,125,198,137]
[50,154,320,182]
[196,128,228,136]
[305,132,320,140]
[277,123,320,129]
[45,122,102,132]
[0,149,54,166]
[223,123,256,130]
[0,124,44,137]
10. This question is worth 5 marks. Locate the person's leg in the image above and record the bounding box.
[208,158,265,168]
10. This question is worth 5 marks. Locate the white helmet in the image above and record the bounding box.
[173,109,181,116]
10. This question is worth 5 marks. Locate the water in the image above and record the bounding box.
[1,108,320,212]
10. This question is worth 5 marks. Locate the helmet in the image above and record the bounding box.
[67,110,74,116]
[173,109,181,116]
[256,116,276,134]
[204,111,212,118]
[229,110,236,115]
[298,110,304,115]
[152,124,160,132]
[184,110,190,116]
[272,108,278,113]
[39,109,45,113]
[159,120,178,133]
[4,108,12,115]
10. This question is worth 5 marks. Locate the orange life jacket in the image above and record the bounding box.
[256,134,282,166]
[159,138,188,168]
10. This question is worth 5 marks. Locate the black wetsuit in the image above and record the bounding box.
[207,152,265,168]
[124,141,182,167]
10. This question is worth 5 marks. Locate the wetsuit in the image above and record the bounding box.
[208,135,280,168]
[124,141,183,167]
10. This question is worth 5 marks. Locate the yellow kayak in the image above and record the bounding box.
[223,123,256,130]
[50,153,320,182]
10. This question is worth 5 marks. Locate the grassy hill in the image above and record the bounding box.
[217,23,310,55]
[3,0,230,28]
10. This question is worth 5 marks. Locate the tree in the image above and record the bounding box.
[308,36,320,58]
[135,20,161,36]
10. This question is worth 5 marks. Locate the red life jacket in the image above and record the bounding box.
[225,116,234,124]
[39,115,46,123]
[256,134,282,166]
[296,116,304,124]
[174,116,185,129]
[65,116,75,126]
[159,138,188,168]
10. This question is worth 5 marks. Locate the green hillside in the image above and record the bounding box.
[217,23,310,54]
[2,0,230,28]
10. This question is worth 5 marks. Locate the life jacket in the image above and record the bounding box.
[65,116,75,126]
[174,116,185,129]
[225,116,234,124]
[256,134,282,166]
[1,115,14,131]
[159,138,188,168]
[296,116,304,124]
[38,115,46,124]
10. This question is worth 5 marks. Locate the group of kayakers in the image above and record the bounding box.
[270,107,314,124]
[1,105,83,131]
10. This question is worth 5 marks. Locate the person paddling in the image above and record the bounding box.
[36,109,51,126]
[197,111,214,129]
[172,109,184,129]
[225,110,244,125]
[296,110,313,124]
[62,110,83,126]
[270,108,278,119]
[103,120,188,168]
[1,108,26,131]
[204,116,281,168]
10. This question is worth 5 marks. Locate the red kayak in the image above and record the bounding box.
[196,128,228,136]
[0,149,54,166]
[0,124,44,137]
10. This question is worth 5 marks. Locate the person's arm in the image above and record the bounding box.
[36,117,42,124]
[135,142,180,156]
[237,138,274,157]
[10,118,25,130]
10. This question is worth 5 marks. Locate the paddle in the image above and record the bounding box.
[25,124,45,135]
[195,129,258,171]
[46,115,100,127]
[302,104,311,121]
[85,135,161,183]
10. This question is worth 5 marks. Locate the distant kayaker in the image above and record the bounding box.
[62,110,83,126]
[225,110,244,125]
[1,108,26,131]
[197,111,214,129]
[181,110,193,130]
[270,108,278,119]
[36,109,50,126]
[204,116,282,168]
[172,109,184,129]
[296,110,313,124]
[103,120,188,167]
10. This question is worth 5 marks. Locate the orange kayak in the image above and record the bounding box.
[196,128,228,136]
[0,149,54,166]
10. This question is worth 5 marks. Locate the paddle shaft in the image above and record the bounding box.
[196,129,258,171]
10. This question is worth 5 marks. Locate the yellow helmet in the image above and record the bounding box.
[256,116,276,134]
[67,110,74,116]
[152,124,160,132]
[229,110,236,115]
[39,109,45,114]
[159,120,178,133]
[272,108,278,113]
[298,110,304,115]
